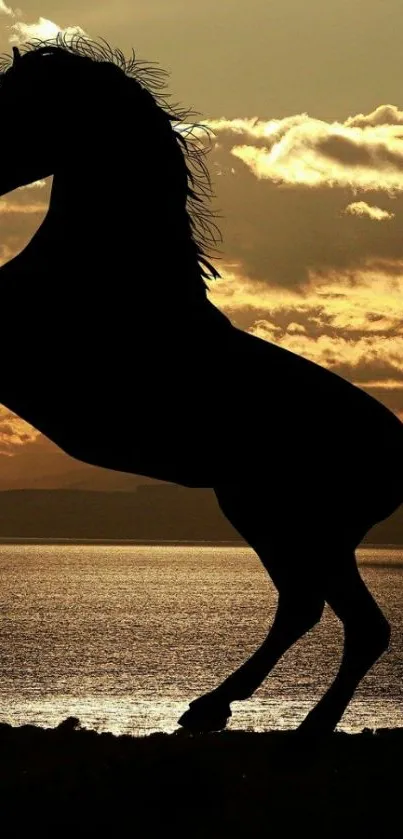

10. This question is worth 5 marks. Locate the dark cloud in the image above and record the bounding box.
[210,147,403,288]
[207,107,403,286]
[317,133,403,170]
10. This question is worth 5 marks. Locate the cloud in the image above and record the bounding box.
[345,104,403,129]
[0,180,51,266]
[207,115,307,140]
[8,17,87,45]
[204,111,403,287]
[0,200,47,213]
[207,107,403,192]
[344,201,394,221]
[208,267,403,337]
[0,407,39,455]
[20,180,47,189]
[0,1,13,17]
[0,2,88,44]
[207,266,403,421]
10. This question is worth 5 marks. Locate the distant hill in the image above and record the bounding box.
[0,487,400,544]
[0,487,235,541]
[0,462,158,492]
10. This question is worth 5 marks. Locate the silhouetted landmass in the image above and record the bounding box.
[0,718,400,835]
[0,459,158,491]
[0,486,401,544]
[0,487,233,541]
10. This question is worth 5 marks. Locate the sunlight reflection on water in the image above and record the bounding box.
[0,543,402,734]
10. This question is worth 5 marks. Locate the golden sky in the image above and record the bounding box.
[0,1,401,484]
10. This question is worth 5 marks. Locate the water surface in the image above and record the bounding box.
[0,543,402,734]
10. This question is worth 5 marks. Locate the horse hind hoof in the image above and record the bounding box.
[296,711,335,739]
[178,698,232,733]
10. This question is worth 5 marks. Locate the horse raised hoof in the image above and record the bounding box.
[178,694,232,733]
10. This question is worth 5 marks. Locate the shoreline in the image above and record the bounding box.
[0,537,245,546]
[0,537,401,548]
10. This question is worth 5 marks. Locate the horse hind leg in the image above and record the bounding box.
[178,484,326,733]
[298,549,390,735]
[178,486,391,735]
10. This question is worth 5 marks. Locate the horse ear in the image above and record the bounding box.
[12,46,21,65]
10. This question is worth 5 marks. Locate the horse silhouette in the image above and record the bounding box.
[1,35,402,736]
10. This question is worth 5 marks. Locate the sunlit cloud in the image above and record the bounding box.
[363,379,403,389]
[207,107,403,192]
[207,265,403,406]
[0,2,88,44]
[345,104,403,129]
[0,200,47,213]
[207,117,403,287]
[0,1,14,17]
[0,407,39,455]
[208,264,403,331]
[20,179,47,189]
[206,115,307,140]
[251,321,403,383]
[344,201,395,221]
[9,17,87,45]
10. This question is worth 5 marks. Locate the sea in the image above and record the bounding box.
[0,542,402,735]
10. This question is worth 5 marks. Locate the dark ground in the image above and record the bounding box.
[0,717,401,836]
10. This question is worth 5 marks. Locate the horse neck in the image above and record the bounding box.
[0,165,230,418]
[46,162,209,304]
[0,168,219,356]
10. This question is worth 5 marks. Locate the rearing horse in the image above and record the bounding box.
[1,36,402,735]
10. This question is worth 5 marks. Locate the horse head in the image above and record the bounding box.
[0,37,220,286]
[0,43,137,192]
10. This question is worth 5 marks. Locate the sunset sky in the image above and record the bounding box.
[0,0,402,486]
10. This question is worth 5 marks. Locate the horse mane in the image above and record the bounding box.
[0,34,222,284]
